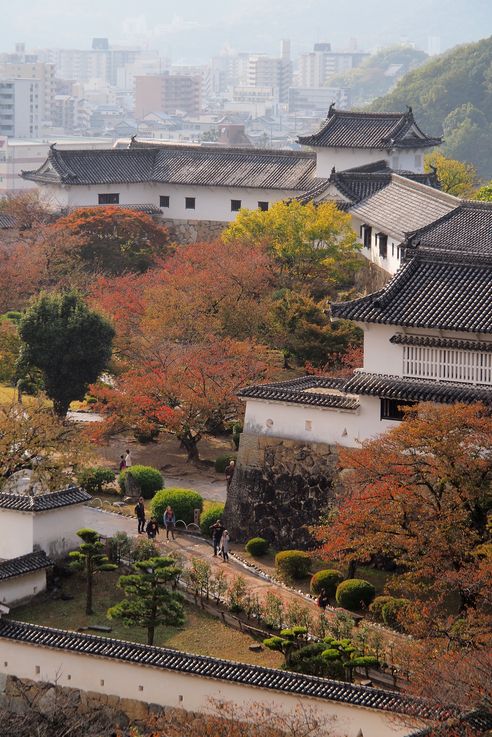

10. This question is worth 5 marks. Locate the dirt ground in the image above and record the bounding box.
[91,430,232,502]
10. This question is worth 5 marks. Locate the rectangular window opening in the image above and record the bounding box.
[185,197,195,210]
[98,193,119,205]
[159,195,170,208]
[258,201,269,211]
[362,225,372,249]
[377,233,388,259]
[231,199,241,212]
[380,398,416,421]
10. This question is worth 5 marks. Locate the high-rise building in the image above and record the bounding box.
[247,41,292,103]
[0,53,55,125]
[135,73,202,118]
[298,43,369,87]
[0,79,41,138]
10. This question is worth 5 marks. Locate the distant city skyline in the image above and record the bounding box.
[1,0,491,62]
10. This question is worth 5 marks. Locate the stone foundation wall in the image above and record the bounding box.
[163,218,227,244]
[0,674,196,733]
[224,433,340,548]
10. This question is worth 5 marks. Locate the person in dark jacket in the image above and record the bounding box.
[146,518,159,539]
[134,496,146,534]
[210,519,225,556]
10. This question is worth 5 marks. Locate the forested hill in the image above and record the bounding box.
[367,36,492,178]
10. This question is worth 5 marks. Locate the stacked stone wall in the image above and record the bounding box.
[224,433,340,548]
[163,218,226,244]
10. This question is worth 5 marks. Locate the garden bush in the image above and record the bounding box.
[214,453,237,473]
[368,595,394,621]
[118,465,163,500]
[275,550,310,580]
[77,466,115,495]
[245,537,269,557]
[335,579,376,611]
[151,487,203,525]
[381,598,409,629]
[199,503,225,536]
[310,569,344,597]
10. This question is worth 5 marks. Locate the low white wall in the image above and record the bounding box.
[0,511,33,559]
[33,505,85,560]
[0,637,422,737]
[0,570,46,606]
[243,394,399,448]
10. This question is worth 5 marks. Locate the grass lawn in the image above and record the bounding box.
[12,569,283,669]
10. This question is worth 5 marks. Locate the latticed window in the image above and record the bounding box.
[403,345,492,385]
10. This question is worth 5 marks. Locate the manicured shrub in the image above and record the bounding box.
[77,466,115,495]
[245,537,269,557]
[151,487,203,525]
[118,465,163,500]
[199,503,225,536]
[381,598,409,629]
[310,569,344,597]
[335,579,376,611]
[214,453,237,473]
[368,595,394,621]
[275,550,310,580]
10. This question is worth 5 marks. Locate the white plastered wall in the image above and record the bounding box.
[315,146,427,179]
[243,395,400,448]
[32,505,86,560]
[0,569,47,606]
[36,182,299,222]
[0,638,425,737]
[0,510,33,559]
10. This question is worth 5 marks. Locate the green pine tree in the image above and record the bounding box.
[69,528,116,615]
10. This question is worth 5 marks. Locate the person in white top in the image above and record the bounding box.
[220,530,230,562]
[125,449,132,467]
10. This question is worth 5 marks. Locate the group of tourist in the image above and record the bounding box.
[134,497,176,541]
[209,519,231,562]
[118,449,133,471]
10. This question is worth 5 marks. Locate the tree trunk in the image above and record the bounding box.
[86,561,93,615]
[53,398,70,418]
[178,433,200,462]
[147,625,155,646]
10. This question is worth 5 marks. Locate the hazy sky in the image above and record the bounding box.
[2,0,492,61]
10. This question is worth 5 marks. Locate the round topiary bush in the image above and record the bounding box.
[151,488,203,525]
[335,579,376,611]
[369,595,394,621]
[381,598,409,629]
[245,537,269,557]
[199,502,225,536]
[275,550,310,580]
[118,465,163,500]
[310,569,344,597]
[214,453,237,473]
[77,466,115,495]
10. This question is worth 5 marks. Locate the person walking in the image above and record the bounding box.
[134,496,146,534]
[210,519,225,557]
[125,449,133,468]
[163,505,176,541]
[225,460,235,490]
[317,588,329,610]
[220,529,230,562]
[118,454,126,472]
[146,517,159,539]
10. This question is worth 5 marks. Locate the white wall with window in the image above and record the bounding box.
[353,217,402,275]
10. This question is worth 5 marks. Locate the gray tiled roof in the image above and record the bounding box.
[238,376,360,410]
[349,175,459,240]
[0,551,53,581]
[390,334,492,353]
[406,710,492,737]
[22,144,319,192]
[298,108,441,150]
[343,371,492,405]
[0,619,453,721]
[406,201,492,258]
[297,162,441,207]
[0,214,16,229]
[0,486,91,512]
[331,251,492,333]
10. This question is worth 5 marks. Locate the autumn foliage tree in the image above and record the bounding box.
[315,402,492,646]
[42,206,169,276]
